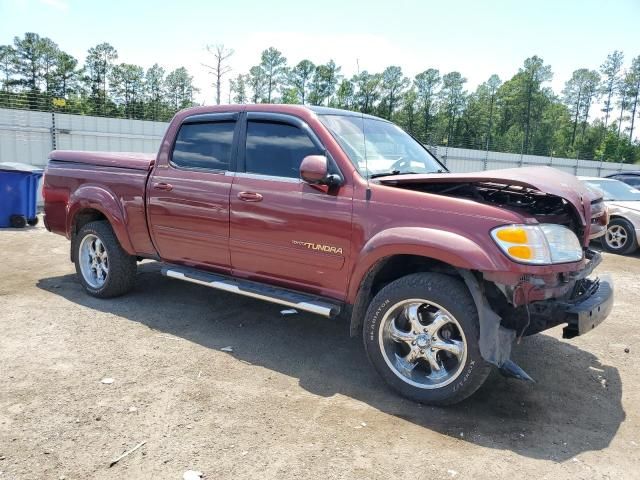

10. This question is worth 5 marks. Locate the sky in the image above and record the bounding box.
[1,0,639,118]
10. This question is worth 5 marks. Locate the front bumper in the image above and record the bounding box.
[562,274,614,339]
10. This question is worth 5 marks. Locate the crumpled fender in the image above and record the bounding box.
[66,184,135,254]
[347,227,500,302]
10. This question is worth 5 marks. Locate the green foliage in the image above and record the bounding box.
[259,47,287,103]
[289,60,315,104]
[0,32,638,163]
[0,34,198,121]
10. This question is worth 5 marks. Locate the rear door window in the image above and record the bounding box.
[172,121,236,171]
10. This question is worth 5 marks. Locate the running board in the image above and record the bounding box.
[161,265,341,318]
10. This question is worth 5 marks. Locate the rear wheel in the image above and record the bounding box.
[602,218,637,255]
[74,221,137,298]
[363,273,491,405]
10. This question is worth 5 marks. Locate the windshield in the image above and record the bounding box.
[585,179,640,201]
[319,114,445,178]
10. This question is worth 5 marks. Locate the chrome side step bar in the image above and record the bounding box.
[161,265,341,318]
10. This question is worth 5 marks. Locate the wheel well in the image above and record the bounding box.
[609,215,631,225]
[348,255,461,336]
[73,209,107,235]
[70,209,107,262]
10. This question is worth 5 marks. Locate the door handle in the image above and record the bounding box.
[153,182,173,191]
[237,191,263,202]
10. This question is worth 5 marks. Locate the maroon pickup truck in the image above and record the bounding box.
[43,104,613,405]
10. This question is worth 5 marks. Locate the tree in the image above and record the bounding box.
[414,69,440,141]
[562,68,600,146]
[289,59,315,104]
[0,45,16,92]
[40,37,60,97]
[353,71,381,113]
[485,74,502,149]
[333,79,355,109]
[165,67,197,111]
[203,44,234,105]
[85,42,118,114]
[380,66,409,119]
[259,47,287,102]
[110,63,145,117]
[519,56,552,153]
[439,72,467,144]
[600,50,624,128]
[145,63,165,120]
[625,56,640,140]
[247,66,266,103]
[280,87,300,104]
[51,52,81,99]
[308,61,341,106]
[12,32,46,92]
[229,73,248,104]
[399,88,418,134]
[563,69,600,146]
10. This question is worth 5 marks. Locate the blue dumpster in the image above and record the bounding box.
[0,162,44,228]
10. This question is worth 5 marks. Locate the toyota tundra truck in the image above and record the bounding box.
[42,104,613,405]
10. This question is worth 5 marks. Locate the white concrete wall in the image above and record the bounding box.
[0,108,166,168]
[430,145,638,177]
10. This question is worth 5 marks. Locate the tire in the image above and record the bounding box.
[601,218,638,255]
[27,217,39,226]
[363,273,492,406]
[73,220,137,298]
[9,215,27,228]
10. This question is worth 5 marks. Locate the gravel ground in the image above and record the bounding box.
[0,223,639,479]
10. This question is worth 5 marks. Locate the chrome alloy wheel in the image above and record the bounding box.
[79,234,109,288]
[378,299,467,389]
[605,224,628,250]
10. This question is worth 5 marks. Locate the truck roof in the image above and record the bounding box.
[176,103,388,123]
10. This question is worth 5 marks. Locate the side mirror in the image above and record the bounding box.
[300,155,342,187]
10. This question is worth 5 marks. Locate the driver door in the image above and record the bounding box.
[229,112,353,299]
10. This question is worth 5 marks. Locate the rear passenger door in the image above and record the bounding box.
[147,113,238,271]
[229,112,353,299]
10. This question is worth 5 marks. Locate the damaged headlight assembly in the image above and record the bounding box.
[491,224,583,264]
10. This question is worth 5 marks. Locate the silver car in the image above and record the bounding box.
[580,176,640,255]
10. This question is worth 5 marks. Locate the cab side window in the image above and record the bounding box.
[172,121,235,171]
[245,121,321,178]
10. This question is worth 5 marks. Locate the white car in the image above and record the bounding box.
[580,176,640,255]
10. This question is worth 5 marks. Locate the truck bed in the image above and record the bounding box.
[44,151,156,257]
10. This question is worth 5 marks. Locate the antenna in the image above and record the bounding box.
[357,57,371,200]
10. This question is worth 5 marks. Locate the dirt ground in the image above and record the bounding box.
[0,223,639,480]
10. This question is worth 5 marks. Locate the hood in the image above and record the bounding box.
[48,150,156,171]
[607,201,640,213]
[376,166,599,227]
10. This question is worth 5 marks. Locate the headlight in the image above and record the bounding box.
[491,224,583,264]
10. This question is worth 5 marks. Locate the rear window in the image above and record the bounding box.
[171,121,235,170]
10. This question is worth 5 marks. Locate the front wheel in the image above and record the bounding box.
[74,221,137,298]
[363,273,491,405]
[602,218,638,255]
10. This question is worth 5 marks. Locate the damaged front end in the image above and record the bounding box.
[379,167,613,381]
[474,250,614,381]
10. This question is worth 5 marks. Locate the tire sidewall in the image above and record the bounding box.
[363,273,488,405]
[602,218,637,255]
